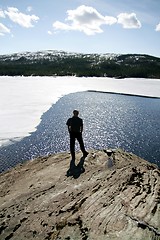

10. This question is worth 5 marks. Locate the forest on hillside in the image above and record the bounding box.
[0,52,160,78]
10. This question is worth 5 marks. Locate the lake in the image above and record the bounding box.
[0,91,159,172]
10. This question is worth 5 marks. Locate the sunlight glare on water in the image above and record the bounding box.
[0,91,159,172]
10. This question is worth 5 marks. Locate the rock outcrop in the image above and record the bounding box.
[0,149,159,240]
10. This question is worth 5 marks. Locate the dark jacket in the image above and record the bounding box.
[66,116,83,133]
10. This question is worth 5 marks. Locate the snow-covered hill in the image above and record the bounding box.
[0,50,120,62]
[0,50,160,78]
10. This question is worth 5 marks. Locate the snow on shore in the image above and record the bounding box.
[0,76,160,147]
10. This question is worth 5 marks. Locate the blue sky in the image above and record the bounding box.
[0,0,160,57]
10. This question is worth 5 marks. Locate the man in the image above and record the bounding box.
[66,110,88,160]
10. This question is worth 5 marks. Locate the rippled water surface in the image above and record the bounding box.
[0,91,160,172]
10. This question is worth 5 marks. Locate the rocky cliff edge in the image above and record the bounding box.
[0,149,160,240]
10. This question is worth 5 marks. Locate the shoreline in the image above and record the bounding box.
[87,90,160,99]
[0,76,160,147]
[0,89,160,172]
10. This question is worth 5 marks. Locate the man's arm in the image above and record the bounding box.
[80,126,83,133]
[68,125,71,132]
[66,118,71,132]
[80,119,83,133]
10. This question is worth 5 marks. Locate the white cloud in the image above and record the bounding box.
[53,5,117,35]
[0,23,10,36]
[53,21,74,31]
[47,30,52,35]
[155,22,160,31]
[4,7,39,28]
[27,6,33,12]
[0,9,5,18]
[117,13,141,29]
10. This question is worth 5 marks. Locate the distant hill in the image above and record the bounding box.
[0,50,160,78]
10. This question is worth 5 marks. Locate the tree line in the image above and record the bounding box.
[0,53,160,78]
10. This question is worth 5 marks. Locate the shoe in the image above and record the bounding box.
[80,167,85,173]
[66,169,73,177]
[83,151,89,158]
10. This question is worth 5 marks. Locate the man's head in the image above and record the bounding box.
[73,110,79,116]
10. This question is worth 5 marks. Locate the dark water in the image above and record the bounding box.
[0,91,160,172]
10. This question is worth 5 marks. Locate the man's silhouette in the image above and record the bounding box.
[66,110,88,161]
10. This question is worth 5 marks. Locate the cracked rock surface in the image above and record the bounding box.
[0,149,160,240]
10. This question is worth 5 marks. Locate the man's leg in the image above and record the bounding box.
[70,133,76,160]
[77,133,88,157]
[67,133,76,177]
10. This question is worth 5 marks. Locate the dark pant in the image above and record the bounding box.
[70,132,86,160]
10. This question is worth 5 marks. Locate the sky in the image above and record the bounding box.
[0,0,160,57]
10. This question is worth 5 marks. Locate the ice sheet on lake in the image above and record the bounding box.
[0,76,160,147]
